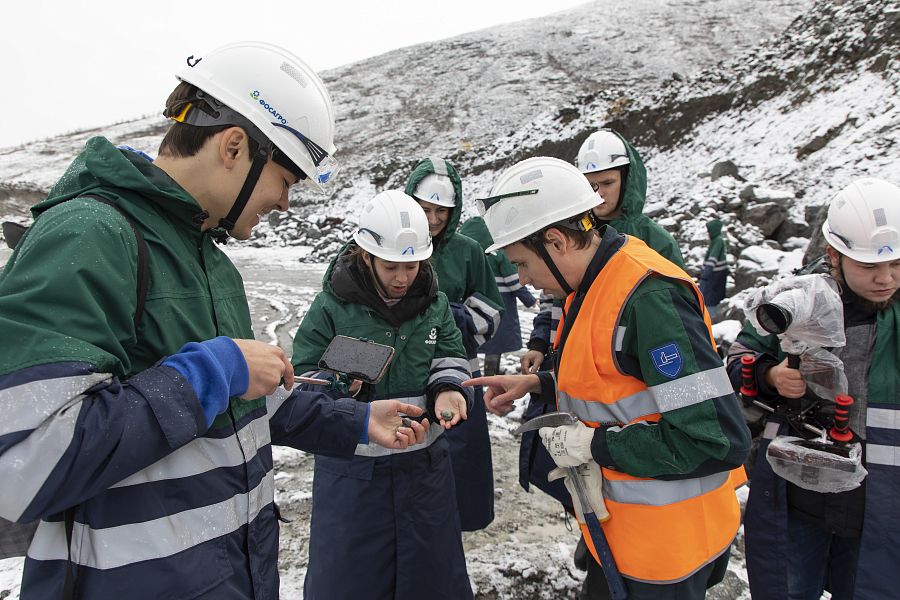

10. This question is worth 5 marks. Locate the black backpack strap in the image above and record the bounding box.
[62,508,76,599]
[80,195,149,332]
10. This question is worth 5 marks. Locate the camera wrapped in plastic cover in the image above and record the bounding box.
[743,274,845,354]
[766,435,866,493]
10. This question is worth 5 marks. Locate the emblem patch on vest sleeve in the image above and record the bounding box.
[649,342,683,378]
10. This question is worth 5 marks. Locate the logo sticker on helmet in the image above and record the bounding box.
[250,90,288,125]
[430,193,441,202]
[649,342,683,379]
[402,246,415,255]
[877,245,894,255]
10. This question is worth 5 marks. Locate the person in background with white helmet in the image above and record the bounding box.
[465,156,749,600]
[292,190,474,600]
[726,178,900,600]
[0,42,429,600]
[405,157,504,532]
[517,129,688,595]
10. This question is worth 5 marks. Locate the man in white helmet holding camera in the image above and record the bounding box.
[465,156,750,599]
[0,42,428,599]
[726,178,900,600]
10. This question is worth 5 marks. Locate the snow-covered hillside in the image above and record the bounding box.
[0,0,811,224]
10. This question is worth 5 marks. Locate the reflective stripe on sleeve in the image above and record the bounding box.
[557,388,657,425]
[110,413,271,488]
[496,273,523,293]
[649,367,734,413]
[0,372,111,437]
[428,356,471,386]
[867,408,900,430]
[0,373,112,520]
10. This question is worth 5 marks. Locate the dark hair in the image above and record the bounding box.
[520,220,597,255]
[158,82,259,158]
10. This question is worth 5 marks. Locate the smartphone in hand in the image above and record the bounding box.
[318,335,396,384]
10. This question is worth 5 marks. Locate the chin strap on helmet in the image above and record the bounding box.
[218,142,272,232]
[533,211,599,297]
[535,242,574,296]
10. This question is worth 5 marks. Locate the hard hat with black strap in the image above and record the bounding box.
[476,157,600,295]
[165,41,340,240]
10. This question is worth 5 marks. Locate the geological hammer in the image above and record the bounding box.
[515,412,628,600]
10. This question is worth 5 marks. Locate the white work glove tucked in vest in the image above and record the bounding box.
[548,462,610,523]
[539,421,595,467]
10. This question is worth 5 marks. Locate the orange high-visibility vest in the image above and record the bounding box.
[554,236,745,584]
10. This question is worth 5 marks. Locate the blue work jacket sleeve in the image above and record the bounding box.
[267,389,366,457]
[0,361,206,523]
[527,294,555,354]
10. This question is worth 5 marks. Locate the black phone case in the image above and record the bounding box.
[318,335,396,384]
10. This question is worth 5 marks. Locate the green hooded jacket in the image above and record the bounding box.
[605,132,684,268]
[0,137,370,599]
[405,158,503,357]
[0,138,252,396]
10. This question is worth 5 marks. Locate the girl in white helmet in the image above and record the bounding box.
[292,190,474,600]
[728,178,900,600]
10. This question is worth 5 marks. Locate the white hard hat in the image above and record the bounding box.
[822,178,900,263]
[174,41,339,193]
[576,130,629,174]
[353,190,433,262]
[412,173,456,207]
[478,157,600,253]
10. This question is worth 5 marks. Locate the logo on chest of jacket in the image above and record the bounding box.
[426,327,438,345]
[649,342,683,378]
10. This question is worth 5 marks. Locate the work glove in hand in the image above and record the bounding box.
[548,461,610,523]
[539,421,594,467]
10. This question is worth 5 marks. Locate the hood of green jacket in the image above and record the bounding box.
[600,132,685,268]
[404,157,463,248]
[706,219,723,238]
[34,137,205,231]
[1,136,252,383]
[458,216,492,251]
[613,132,648,220]
[323,241,438,327]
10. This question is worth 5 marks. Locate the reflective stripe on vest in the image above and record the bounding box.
[554,236,740,583]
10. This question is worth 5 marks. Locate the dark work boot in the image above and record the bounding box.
[579,553,612,600]
[483,354,501,376]
[574,533,588,571]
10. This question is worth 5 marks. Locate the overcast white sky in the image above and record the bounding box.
[0,0,588,148]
